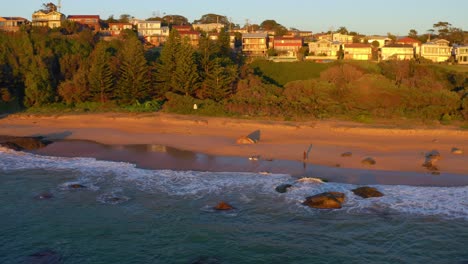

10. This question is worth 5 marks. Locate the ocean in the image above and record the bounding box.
[1,147,467,264]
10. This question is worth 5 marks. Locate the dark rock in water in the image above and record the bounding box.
[214,201,233,211]
[191,256,221,264]
[275,184,292,193]
[25,249,62,264]
[302,192,345,209]
[68,184,86,189]
[352,187,384,198]
[361,157,376,165]
[0,136,52,151]
[341,152,352,157]
[35,192,54,200]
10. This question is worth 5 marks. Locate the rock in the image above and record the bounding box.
[341,152,352,157]
[275,184,292,193]
[214,201,233,211]
[0,136,52,151]
[26,249,62,264]
[68,184,86,189]
[451,148,463,155]
[361,157,376,166]
[35,192,54,200]
[302,192,345,209]
[236,136,256,144]
[423,160,439,171]
[423,150,441,171]
[426,150,441,161]
[352,187,384,198]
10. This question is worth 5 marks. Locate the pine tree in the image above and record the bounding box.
[154,30,181,97]
[171,40,200,96]
[203,58,237,101]
[24,56,54,107]
[116,35,150,103]
[88,43,114,103]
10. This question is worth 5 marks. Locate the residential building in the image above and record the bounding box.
[272,37,303,56]
[0,17,28,32]
[32,10,65,28]
[193,23,224,33]
[179,31,200,47]
[242,33,268,56]
[308,39,342,56]
[108,23,133,36]
[343,43,372,60]
[172,25,192,32]
[67,15,100,31]
[421,39,451,62]
[381,44,415,60]
[317,33,353,44]
[396,37,422,57]
[455,45,468,64]
[136,20,169,46]
[366,36,392,48]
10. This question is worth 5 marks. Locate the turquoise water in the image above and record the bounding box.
[1,147,467,263]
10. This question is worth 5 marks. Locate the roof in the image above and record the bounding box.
[242,33,268,38]
[67,15,100,19]
[274,37,303,41]
[383,44,414,48]
[1,17,28,21]
[397,37,421,44]
[179,30,200,35]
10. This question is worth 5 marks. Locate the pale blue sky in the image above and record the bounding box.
[2,0,467,35]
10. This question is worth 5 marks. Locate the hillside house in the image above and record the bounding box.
[242,33,268,56]
[455,45,468,64]
[67,15,100,31]
[137,20,169,46]
[308,39,342,57]
[381,44,415,60]
[366,36,392,47]
[108,23,133,36]
[396,37,422,57]
[32,10,65,28]
[421,39,451,62]
[272,37,303,56]
[0,17,28,32]
[343,43,372,60]
[317,33,353,44]
[193,23,224,33]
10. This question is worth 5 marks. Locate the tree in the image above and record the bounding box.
[88,43,114,103]
[387,32,397,43]
[408,29,418,38]
[260,20,287,36]
[24,56,54,107]
[336,26,349,35]
[119,14,132,23]
[162,15,188,25]
[116,35,150,103]
[371,40,380,48]
[433,21,452,38]
[201,58,237,101]
[193,14,232,28]
[40,2,57,13]
[155,30,181,96]
[171,40,200,96]
[58,66,90,104]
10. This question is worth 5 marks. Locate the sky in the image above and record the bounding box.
[2,0,467,35]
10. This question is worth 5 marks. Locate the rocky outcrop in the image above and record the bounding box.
[236,136,256,144]
[275,184,292,193]
[0,136,52,151]
[423,150,441,172]
[361,157,376,165]
[451,148,463,155]
[214,201,234,211]
[352,187,384,198]
[302,192,345,209]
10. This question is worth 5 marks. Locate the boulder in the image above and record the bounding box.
[352,187,384,198]
[0,136,52,151]
[236,136,256,144]
[214,201,233,211]
[451,148,463,155]
[361,157,376,165]
[275,184,292,193]
[425,150,441,161]
[302,192,345,209]
[341,152,352,157]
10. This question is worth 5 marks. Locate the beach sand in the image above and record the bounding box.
[1,112,467,186]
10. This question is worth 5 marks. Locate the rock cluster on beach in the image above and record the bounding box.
[423,150,441,172]
[0,136,52,151]
[302,192,346,209]
[352,187,384,198]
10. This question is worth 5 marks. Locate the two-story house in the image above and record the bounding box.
[343,43,372,60]
[67,15,100,31]
[381,44,415,60]
[0,17,28,32]
[193,23,224,33]
[272,37,303,56]
[455,45,468,64]
[317,33,353,44]
[308,39,342,57]
[396,37,422,58]
[136,20,169,46]
[242,33,269,56]
[108,22,133,36]
[32,10,65,28]
[421,39,451,62]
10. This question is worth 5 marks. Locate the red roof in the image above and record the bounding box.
[397,37,421,45]
[68,15,100,19]
[173,25,192,31]
[274,37,303,41]
[345,43,371,48]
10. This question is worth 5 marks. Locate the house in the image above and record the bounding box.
[0,17,28,32]
[242,32,268,56]
[308,39,341,57]
[193,23,224,33]
[67,15,100,31]
[272,37,303,56]
[317,33,353,44]
[396,37,422,57]
[421,39,451,62]
[108,22,133,36]
[178,31,200,47]
[172,25,192,32]
[381,44,415,60]
[455,45,468,64]
[32,10,65,28]
[343,43,372,60]
[136,20,169,46]
[366,36,392,48]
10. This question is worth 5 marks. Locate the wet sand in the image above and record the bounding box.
[1,112,467,186]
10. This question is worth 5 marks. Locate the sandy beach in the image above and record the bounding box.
[1,112,467,186]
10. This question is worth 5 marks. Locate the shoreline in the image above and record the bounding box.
[1,112,467,186]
